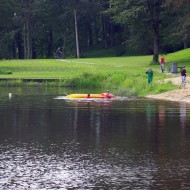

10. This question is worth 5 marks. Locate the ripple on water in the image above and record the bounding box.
[0,142,161,189]
[0,141,190,189]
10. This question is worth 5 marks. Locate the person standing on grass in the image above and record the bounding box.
[160,55,166,73]
[180,66,187,89]
[146,68,154,84]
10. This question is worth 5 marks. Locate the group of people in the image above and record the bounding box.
[145,55,164,84]
[145,55,187,88]
[145,55,165,84]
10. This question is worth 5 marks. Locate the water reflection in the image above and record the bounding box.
[0,88,190,189]
[180,102,186,128]
[158,105,165,127]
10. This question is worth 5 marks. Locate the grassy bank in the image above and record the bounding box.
[0,48,189,96]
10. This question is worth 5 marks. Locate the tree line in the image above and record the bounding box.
[0,0,189,62]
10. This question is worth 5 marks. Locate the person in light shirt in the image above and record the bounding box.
[179,66,187,89]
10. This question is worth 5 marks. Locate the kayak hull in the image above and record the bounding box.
[66,94,115,99]
[66,94,104,98]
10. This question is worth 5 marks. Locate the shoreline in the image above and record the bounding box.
[146,76,190,103]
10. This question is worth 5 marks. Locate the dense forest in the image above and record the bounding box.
[0,0,189,61]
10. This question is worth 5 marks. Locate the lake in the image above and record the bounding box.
[0,87,190,189]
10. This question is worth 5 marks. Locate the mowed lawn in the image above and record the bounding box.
[0,49,189,80]
[0,56,151,79]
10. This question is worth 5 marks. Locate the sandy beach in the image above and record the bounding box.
[146,75,190,103]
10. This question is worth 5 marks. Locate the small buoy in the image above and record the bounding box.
[8,93,12,99]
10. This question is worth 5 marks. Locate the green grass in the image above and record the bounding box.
[0,48,189,96]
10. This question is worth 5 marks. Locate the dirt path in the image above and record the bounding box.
[146,75,190,103]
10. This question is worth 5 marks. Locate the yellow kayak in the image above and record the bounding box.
[66,93,115,99]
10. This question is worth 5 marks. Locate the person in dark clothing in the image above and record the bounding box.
[55,47,63,58]
[179,66,187,89]
[146,68,154,84]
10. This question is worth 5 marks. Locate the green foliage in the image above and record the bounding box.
[0,79,23,87]
[0,69,12,74]
[116,78,176,97]
[62,73,107,88]
[106,72,126,86]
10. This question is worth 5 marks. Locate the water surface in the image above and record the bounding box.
[0,87,190,189]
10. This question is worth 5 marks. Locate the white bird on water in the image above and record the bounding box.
[8,93,12,99]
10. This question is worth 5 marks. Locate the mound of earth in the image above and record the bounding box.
[146,76,190,103]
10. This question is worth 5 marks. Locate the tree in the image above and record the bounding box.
[164,0,190,49]
[0,0,188,59]
[44,0,81,58]
[147,0,164,62]
[108,0,165,62]
[0,0,17,58]
[74,0,80,58]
